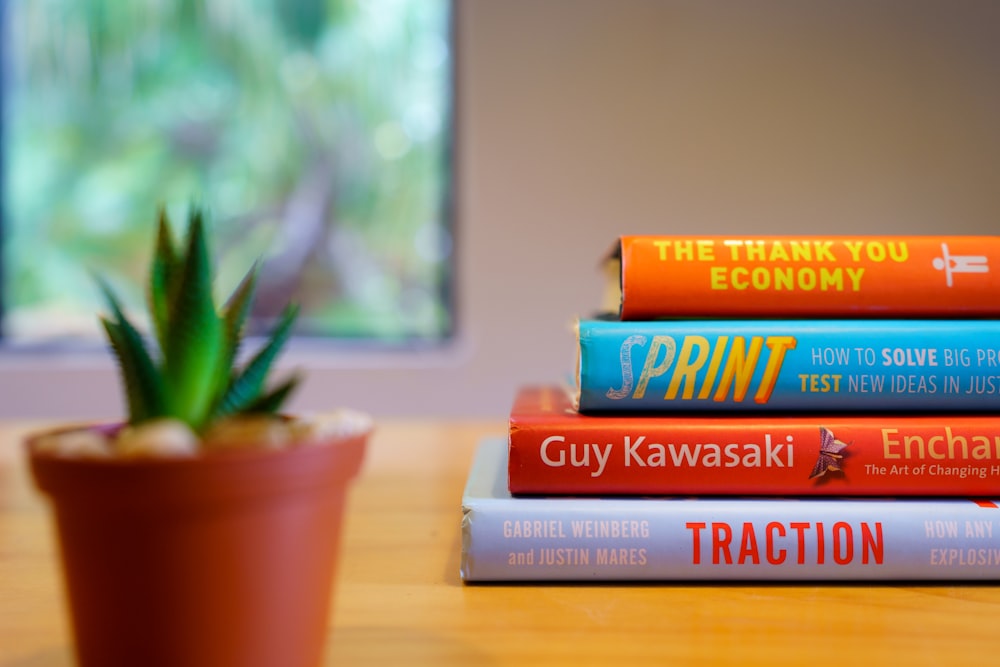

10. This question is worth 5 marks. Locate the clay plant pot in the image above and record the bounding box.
[26,421,369,667]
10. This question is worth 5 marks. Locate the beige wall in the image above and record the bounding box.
[2,0,999,421]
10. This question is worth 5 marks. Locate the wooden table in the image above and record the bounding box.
[3,420,1000,666]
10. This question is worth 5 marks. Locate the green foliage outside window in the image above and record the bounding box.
[2,0,453,344]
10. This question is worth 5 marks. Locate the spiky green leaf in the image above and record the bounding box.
[243,373,301,415]
[96,279,166,423]
[214,302,299,418]
[100,318,166,423]
[149,207,180,355]
[218,262,259,389]
[161,208,225,430]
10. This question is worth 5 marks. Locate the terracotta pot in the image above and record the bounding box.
[27,422,369,667]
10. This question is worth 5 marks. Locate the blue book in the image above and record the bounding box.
[575,317,1000,412]
[461,438,1000,582]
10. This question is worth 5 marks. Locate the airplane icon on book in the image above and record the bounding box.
[932,243,989,287]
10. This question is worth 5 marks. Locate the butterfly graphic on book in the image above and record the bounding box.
[809,427,850,480]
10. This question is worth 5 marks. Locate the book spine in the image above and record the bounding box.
[508,415,1000,496]
[576,318,1000,412]
[614,235,1000,319]
[461,496,1000,581]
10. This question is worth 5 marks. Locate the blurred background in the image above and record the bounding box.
[2,0,453,343]
[1,0,999,420]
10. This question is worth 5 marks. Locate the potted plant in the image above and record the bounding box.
[25,206,371,667]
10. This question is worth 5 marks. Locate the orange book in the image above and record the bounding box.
[509,385,1000,497]
[603,235,1000,319]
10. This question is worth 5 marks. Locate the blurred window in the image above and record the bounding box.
[1,0,454,347]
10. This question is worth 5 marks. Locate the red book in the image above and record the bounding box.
[603,235,1000,319]
[508,386,1000,496]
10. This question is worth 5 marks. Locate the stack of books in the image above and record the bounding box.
[461,235,1000,581]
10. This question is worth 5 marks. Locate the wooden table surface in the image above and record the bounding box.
[3,420,1000,666]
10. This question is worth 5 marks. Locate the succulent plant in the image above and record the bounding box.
[98,206,300,436]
